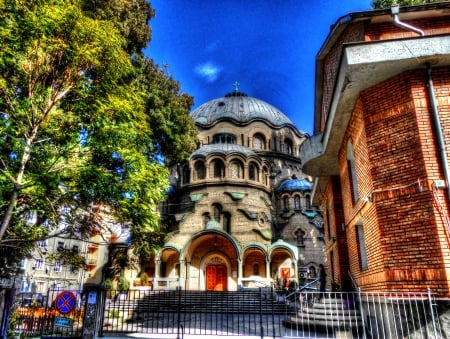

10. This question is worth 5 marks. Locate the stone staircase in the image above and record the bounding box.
[111,289,290,315]
[283,294,363,337]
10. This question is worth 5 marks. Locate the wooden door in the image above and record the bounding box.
[206,265,227,291]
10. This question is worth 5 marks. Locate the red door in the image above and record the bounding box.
[206,265,227,291]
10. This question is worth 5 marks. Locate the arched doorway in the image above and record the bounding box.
[184,231,239,291]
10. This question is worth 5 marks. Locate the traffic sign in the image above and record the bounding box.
[55,291,76,315]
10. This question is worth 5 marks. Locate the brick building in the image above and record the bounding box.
[300,3,450,296]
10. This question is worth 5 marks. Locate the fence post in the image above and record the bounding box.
[176,286,183,339]
[357,287,367,339]
[427,288,438,339]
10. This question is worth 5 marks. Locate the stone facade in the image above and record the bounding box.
[150,91,326,291]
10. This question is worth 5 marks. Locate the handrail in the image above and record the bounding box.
[348,270,359,291]
[285,277,320,299]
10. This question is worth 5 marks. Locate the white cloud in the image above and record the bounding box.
[195,61,222,82]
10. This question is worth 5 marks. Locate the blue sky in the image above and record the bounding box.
[145,1,373,135]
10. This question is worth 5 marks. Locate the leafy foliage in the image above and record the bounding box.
[0,0,197,278]
[372,0,443,9]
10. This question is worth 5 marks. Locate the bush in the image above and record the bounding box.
[102,278,113,290]
[118,277,130,292]
[140,272,149,286]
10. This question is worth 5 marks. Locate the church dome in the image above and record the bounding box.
[275,178,313,193]
[191,91,293,127]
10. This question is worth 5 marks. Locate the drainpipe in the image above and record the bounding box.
[391,6,450,201]
[426,64,450,203]
[391,6,424,36]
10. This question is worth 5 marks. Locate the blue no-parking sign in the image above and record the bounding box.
[55,291,76,315]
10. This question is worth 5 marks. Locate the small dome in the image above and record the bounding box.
[191,143,257,159]
[191,92,293,127]
[276,178,312,193]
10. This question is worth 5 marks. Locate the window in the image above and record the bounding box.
[222,212,231,233]
[356,223,368,270]
[229,161,243,179]
[252,133,265,150]
[203,213,211,227]
[38,240,48,248]
[295,229,305,246]
[326,200,333,240]
[284,138,293,155]
[195,161,206,180]
[249,163,259,181]
[54,261,62,273]
[57,241,65,252]
[347,142,360,203]
[212,160,224,178]
[72,245,79,253]
[34,259,44,270]
[213,133,236,144]
[305,194,311,209]
[294,195,301,210]
[213,204,222,222]
[283,196,289,210]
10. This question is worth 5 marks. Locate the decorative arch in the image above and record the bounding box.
[181,229,242,262]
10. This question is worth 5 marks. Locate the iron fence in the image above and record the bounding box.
[10,289,85,338]
[6,287,450,338]
[99,288,449,338]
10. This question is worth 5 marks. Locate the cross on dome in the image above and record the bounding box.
[233,81,240,92]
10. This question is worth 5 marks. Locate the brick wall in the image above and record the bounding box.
[337,68,450,294]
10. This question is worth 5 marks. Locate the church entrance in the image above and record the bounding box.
[206,265,227,291]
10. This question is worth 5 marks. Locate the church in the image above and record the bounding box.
[141,89,325,291]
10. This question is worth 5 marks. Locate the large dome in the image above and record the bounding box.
[191,92,293,127]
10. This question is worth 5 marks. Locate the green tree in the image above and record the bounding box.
[372,0,444,9]
[0,0,197,278]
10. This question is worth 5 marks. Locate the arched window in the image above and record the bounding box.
[347,141,359,203]
[252,133,265,150]
[294,195,301,210]
[295,229,305,246]
[211,159,224,178]
[203,213,211,228]
[249,163,259,181]
[222,212,231,233]
[195,161,205,180]
[283,196,289,210]
[284,138,293,155]
[263,167,269,186]
[305,194,311,209]
[229,160,243,179]
[213,204,222,222]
